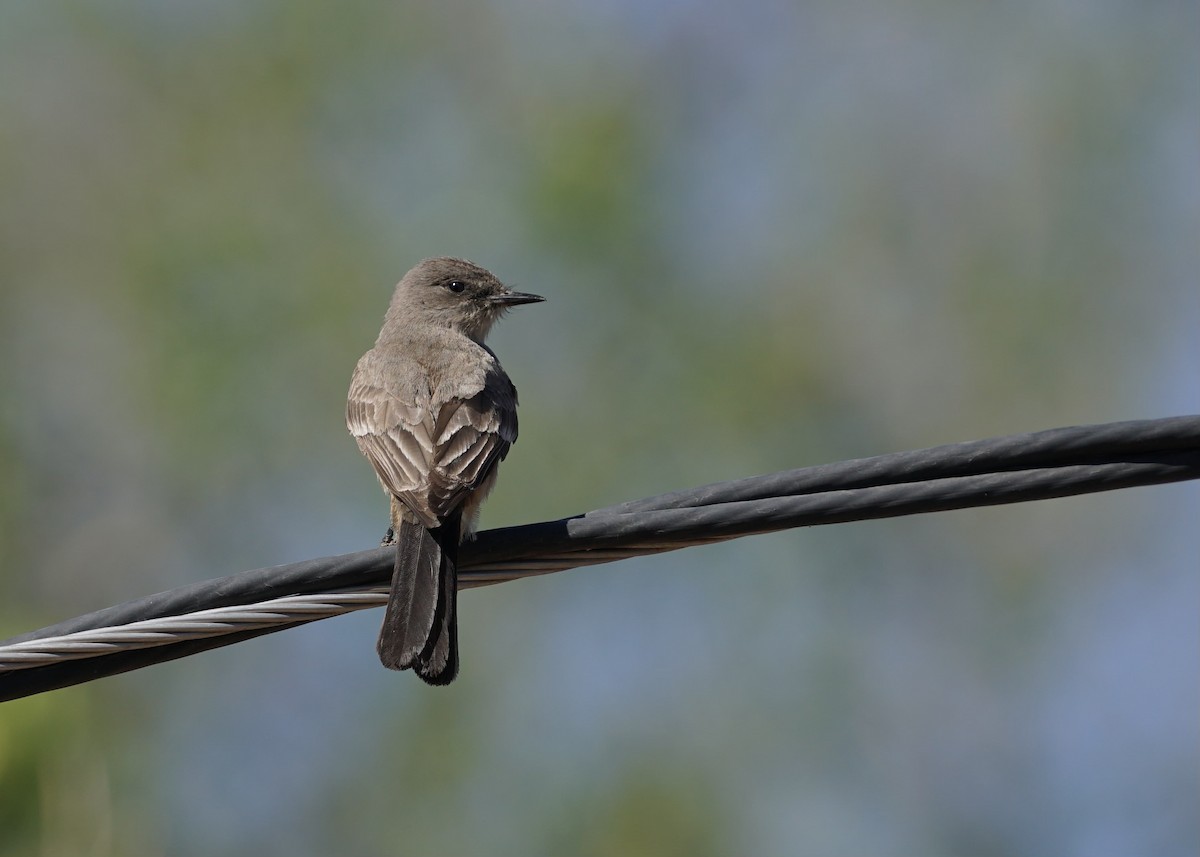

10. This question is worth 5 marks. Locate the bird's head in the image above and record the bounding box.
[386,257,543,343]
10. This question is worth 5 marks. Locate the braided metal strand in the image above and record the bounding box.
[0,415,1195,702]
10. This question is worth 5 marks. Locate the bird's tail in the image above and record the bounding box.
[377,511,461,685]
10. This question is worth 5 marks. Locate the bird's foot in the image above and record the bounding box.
[380,527,396,547]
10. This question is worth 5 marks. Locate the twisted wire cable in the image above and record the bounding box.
[1,415,1197,702]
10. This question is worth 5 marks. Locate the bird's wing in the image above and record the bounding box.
[348,365,517,526]
[426,373,518,516]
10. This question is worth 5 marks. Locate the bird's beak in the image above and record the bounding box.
[491,290,545,306]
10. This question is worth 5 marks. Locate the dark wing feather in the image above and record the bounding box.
[425,368,518,518]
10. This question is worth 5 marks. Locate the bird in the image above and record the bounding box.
[346,258,543,684]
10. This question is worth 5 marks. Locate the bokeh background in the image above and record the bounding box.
[1,1,1196,855]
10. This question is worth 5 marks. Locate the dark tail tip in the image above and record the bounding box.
[415,657,458,685]
[376,634,415,672]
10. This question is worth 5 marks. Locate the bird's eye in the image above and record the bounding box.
[447,280,467,294]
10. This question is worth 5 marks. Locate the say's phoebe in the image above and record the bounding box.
[347,258,543,684]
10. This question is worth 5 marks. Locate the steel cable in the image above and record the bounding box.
[1,415,1196,702]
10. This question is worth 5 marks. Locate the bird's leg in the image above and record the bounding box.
[381,496,403,547]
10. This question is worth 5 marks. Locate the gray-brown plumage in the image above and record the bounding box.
[347,258,542,684]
